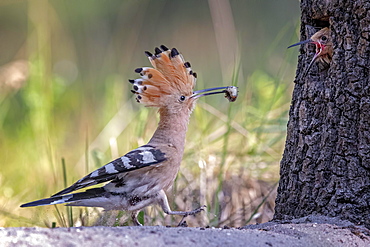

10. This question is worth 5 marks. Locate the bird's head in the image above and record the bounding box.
[130,45,237,115]
[288,27,333,76]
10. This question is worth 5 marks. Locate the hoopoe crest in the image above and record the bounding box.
[130,45,237,111]
[20,45,238,226]
[288,27,333,77]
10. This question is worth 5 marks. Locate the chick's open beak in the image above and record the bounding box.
[288,39,324,77]
[287,39,314,49]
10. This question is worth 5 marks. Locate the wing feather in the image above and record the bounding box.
[52,145,166,196]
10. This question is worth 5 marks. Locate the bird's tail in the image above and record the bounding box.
[20,188,105,208]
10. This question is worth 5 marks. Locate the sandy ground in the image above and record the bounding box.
[1,216,369,247]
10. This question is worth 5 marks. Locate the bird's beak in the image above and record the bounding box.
[288,39,324,77]
[287,39,314,49]
[192,86,238,102]
[288,39,323,57]
[303,42,324,77]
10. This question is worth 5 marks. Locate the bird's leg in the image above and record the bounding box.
[131,210,142,226]
[156,190,206,226]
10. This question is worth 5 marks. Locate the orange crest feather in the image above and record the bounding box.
[130,45,197,107]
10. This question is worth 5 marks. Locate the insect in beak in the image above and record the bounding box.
[192,86,238,102]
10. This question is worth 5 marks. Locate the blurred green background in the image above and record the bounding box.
[0,0,300,227]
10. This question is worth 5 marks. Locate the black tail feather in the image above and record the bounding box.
[20,188,105,208]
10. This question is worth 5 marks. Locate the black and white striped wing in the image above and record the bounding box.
[52,145,166,197]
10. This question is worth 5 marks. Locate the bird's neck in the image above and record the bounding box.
[148,107,191,152]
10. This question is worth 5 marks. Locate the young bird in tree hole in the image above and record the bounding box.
[288,27,333,77]
[21,45,238,226]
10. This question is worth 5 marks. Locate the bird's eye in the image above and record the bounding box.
[321,36,327,41]
[180,95,186,101]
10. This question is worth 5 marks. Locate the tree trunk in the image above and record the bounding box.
[274,0,370,228]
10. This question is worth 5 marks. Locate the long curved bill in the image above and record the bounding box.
[302,45,323,77]
[287,39,313,49]
[288,39,322,77]
[192,86,238,102]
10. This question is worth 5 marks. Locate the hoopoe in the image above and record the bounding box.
[21,45,238,226]
[288,27,333,77]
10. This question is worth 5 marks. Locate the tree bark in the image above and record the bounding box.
[274,0,370,228]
